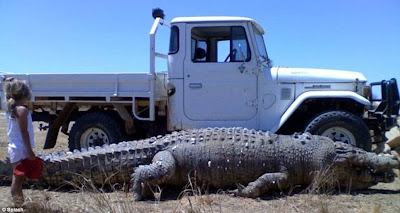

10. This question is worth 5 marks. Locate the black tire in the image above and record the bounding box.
[304,110,372,151]
[68,111,126,151]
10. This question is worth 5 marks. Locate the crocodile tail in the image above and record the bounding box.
[1,140,161,187]
[35,148,126,187]
[35,142,155,187]
[0,147,136,186]
[0,157,12,183]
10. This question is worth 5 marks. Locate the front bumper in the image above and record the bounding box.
[367,78,400,131]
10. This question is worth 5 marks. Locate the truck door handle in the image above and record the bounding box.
[189,83,202,88]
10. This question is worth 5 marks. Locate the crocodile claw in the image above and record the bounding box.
[228,183,246,196]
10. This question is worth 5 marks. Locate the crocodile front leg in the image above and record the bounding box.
[131,150,176,201]
[234,171,289,198]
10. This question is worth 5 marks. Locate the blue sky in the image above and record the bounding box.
[0,0,399,83]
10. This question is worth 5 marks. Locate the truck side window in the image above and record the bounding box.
[169,26,179,54]
[191,26,250,63]
[217,40,230,62]
[231,27,251,62]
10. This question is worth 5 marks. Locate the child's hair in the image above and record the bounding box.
[2,77,32,117]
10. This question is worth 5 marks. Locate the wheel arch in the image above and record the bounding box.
[275,91,370,134]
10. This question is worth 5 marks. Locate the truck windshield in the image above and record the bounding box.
[253,25,269,62]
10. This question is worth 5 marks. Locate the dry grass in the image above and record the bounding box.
[301,169,334,213]
[1,167,394,213]
[173,176,222,213]
[0,170,342,213]
[1,172,400,213]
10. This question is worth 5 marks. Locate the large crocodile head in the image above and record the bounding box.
[333,142,399,189]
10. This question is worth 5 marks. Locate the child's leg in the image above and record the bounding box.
[8,148,29,207]
[11,163,24,207]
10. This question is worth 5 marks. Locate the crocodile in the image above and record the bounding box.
[0,127,398,200]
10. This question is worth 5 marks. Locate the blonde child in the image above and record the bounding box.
[2,77,37,206]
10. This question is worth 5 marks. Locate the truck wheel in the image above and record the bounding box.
[68,111,126,151]
[304,111,372,151]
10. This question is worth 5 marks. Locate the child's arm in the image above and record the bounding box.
[16,106,36,160]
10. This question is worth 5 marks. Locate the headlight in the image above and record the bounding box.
[362,85,371,98]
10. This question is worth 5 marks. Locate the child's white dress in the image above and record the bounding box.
[6,111,35,163]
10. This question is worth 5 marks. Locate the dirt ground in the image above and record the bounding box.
[0,110,399,213]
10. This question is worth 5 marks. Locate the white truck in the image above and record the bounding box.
[1,9,399,151]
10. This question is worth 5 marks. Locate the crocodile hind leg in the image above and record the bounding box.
[234,172,289,198]
[131,150,176,201]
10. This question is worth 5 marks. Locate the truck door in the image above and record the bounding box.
[183,24,258,121]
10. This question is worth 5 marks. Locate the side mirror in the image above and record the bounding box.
[267,59,273,68]
[258,56,273,68]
